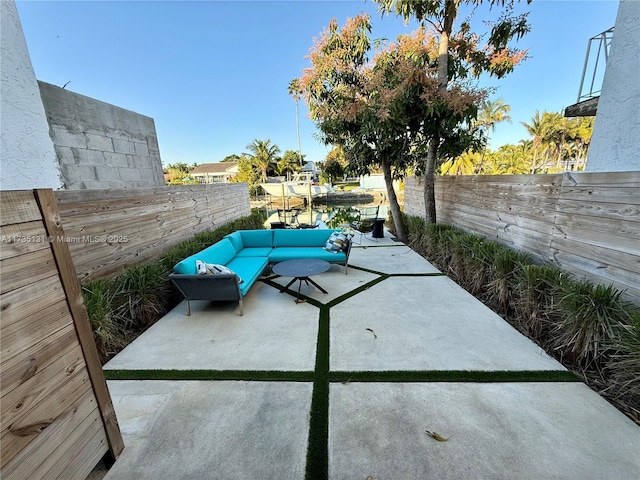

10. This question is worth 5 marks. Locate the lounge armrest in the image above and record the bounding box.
[169,273,243,315]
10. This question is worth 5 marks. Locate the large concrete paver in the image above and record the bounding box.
[105,381,312,480]
[349,244,441,274]
[331,276,565,371]
[104,282,318,371]
[329,382,640,480]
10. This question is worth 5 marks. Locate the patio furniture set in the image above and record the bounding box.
[169,228,352,315]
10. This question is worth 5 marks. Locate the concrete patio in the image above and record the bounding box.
[100,232,640,479]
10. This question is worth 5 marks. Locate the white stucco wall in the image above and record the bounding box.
[0,0,61,190]
[586,0,640,172]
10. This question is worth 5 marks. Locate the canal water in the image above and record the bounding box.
[262,201,389,229]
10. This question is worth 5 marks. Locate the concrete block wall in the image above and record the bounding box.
[38,81,165,189]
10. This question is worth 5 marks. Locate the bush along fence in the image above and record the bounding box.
[83,211,266,363]
[398,214,640,425]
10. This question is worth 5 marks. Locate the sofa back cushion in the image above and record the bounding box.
[173,238,237,274]
[273,229,335,247]
[240,230,273,248]
[224,231,244,253]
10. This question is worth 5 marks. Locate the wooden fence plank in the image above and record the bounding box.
[555,199,640,222]
[50,416,106,480]
[557,186,640,204]
[1,344,86,437]
[1,300,71,366]
[33,189,124,460]
[1,324,77,398]
[550,235,640,274]
[0,222,51,260]
[554,212,640,236]
[561,170,640,186]
[1,363,91,468]
[0,191,42,226]
[0,275,66,333]
[1,389,101,480]
[0,248,58,295]
[553,223,639,255]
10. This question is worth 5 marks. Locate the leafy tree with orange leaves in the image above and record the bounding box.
[294,14,485,241]
[375,0,530,223]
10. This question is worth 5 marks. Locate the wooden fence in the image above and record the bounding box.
[1,189,123,480]
[54,183,250,281]
[404,172,640,304]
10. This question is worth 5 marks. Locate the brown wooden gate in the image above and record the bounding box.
[1,189,123,480]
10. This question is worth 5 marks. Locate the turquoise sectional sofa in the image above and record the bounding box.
[169,229,351,315]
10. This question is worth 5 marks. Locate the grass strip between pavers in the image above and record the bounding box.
[304,306,330,480]
[103,369,315,382]
[388,272,447,277]
[260,278,324,308]
[326,274,389,308]
[329,370,582,383]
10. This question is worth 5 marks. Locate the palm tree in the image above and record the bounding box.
[245,139,281,183]
[477,99,512,156]
[572,117,594,170]
[539,112,571,170]
[495,144,530,174]
[521,111,549,172]
[288,79,303,166]
[273,150,302,177]
[440,151,478,175]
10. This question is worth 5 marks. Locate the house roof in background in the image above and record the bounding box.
[190,162,238,174]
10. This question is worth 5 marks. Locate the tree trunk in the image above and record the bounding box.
[423,140,438,224]
[424,0,455,224]
[381,155,406,243]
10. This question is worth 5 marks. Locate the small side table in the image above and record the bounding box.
[272,258,331,303]
[372,218,385,238]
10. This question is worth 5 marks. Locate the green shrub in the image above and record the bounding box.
[466,238,501,297]
[554,281,636,366]
[117,263,171,329]
[608,312,640,398]
[487,247,533,314]
[83,279,127,362]
[515,264,567,340]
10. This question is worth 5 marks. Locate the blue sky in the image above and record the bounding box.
[17,0,619,166]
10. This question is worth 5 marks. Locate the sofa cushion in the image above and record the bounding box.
[227,257,269,296]
[240,230,274,248]
[235,247,274,258]
[224,231,244,253]
[273,229,335,247]
[173,238,236,274]
[323,231,348,253]
[268,246,347,264]
[198,238,237,265]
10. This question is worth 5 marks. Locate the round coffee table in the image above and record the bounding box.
[272,258,330,302]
